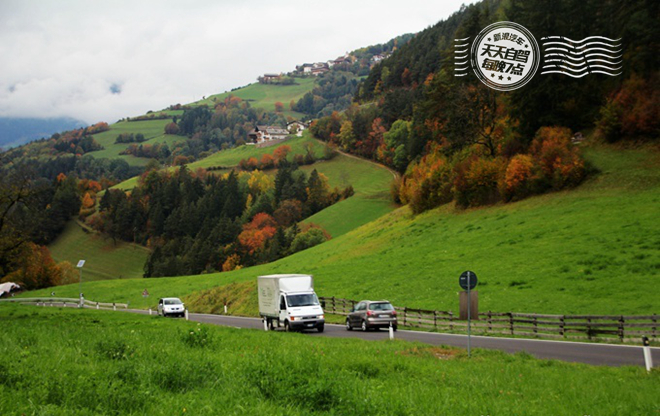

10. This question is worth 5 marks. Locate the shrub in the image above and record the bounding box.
[454,156,505,208]
[596,75,659,141]
[399,144,454,214]
[289,225,330,254]
[500,154,535,201]
[530,127,585,190]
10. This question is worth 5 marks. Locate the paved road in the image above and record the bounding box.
[184,312,658,367]
[35,304,660,367]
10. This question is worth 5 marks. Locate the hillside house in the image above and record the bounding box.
[259,73,282,84]
[287,120,309,136]
[311,62,329,76]
[248,125,290,145]
[370,52,391,66]
[297,63,313,74]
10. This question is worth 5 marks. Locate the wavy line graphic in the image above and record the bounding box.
[540,70,622,78]
[541,35,621,43]
[454,38,470,77]
[541,35,622,77]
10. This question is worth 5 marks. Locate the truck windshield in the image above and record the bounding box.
[286,294,319,307]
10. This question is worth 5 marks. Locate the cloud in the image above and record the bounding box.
[0,0,472,124]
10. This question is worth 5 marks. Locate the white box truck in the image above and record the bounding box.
[258,274,325,332]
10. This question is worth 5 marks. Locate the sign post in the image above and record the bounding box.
[76,260,86,308]
[459,270,478,357]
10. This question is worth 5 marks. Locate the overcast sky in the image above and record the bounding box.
[0,0,472,124]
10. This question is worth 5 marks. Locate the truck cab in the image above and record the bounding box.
[278,291,324,332]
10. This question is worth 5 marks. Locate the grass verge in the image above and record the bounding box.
[0,304,657,415]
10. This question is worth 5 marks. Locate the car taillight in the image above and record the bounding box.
[392,310,397,316]
[290,317,295,321]
[367,310,373,316]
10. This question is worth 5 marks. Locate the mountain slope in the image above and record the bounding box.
[31,143,660,316]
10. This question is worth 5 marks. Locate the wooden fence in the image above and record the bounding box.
[319,296,658,343]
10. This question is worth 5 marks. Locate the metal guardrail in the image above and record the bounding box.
[0,297,129,310]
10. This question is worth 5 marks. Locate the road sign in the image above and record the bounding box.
[77,260,86,268]
[459,271,478,290]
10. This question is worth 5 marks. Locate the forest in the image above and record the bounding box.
[310,0,658,213]
[91,159,353,277]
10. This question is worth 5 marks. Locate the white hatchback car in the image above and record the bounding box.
[157,297,186,317]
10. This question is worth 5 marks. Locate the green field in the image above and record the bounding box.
[196,78,316,119]
[87,119,183,166]
[186,133,326,170]
[30,144,660,317]
[0,304,656,415]
[49,221,149,282]
[300,153,396,237]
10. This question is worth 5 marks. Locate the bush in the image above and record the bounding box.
[290,226,330,254]
[500,154,535,201]
[454,156,505,208]
[399,144,454,214]
[530,127,585,190]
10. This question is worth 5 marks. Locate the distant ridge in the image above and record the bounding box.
[0,117,87,148]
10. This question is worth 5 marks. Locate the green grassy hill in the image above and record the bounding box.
[196,78,316,119]
[87,119,183,166]
[49,221,149,281]
[31,143,660,316]
[80,79,317,167]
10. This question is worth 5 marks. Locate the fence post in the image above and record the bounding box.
[652,314,657,340]
[488,311,492,332]
[96,302,99,310]
[331,296,336,314]
[618,315,625,342]
[113,303,116,311]
[509,313,514,335]
[403,307,407,327]
[449,311,453,331]
[587,318,592,341]
[533,315,538,336]
[433,310,437,330]
[560,315,565,338]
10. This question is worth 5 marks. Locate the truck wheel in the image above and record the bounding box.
[317,324,324,333]
[284,321,291,332]
[345,319,352,331]
[361,320,368,332]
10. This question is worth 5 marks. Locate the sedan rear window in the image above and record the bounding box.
[369,302,394,311]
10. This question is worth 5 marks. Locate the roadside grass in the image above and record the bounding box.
[31,144,660,316]
[48,221,149,282]
[0,304,656,416]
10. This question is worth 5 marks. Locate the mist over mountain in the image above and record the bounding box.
[0,117,86,148]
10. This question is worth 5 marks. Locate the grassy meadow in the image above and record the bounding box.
[30,143,660,317]
[88,119,183,166]
[0,304,656,416]
[49,221,149,282]
[196,78,316,119]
